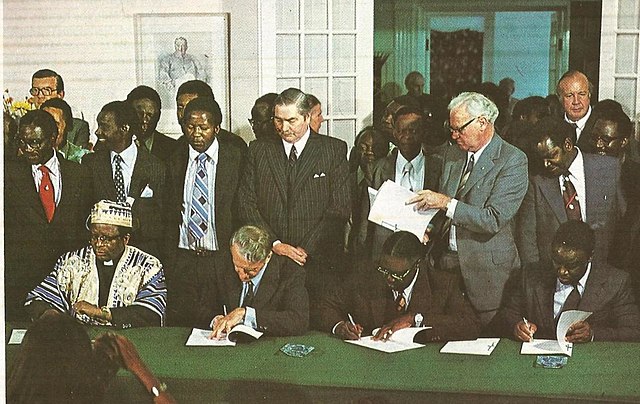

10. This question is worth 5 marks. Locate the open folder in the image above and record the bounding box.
[368,180,438,240]
[345,326,431,353]
[520,310,592,356]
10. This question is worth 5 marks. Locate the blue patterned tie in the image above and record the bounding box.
[189,153,209,240]
[113,154,126,203]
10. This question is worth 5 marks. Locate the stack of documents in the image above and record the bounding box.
[520,310,592,356]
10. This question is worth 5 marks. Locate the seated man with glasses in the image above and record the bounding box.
[25,200,167,328]
[319,231,480,342]
[30,69,91,149]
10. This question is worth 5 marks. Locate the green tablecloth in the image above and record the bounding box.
[6,325,640,403]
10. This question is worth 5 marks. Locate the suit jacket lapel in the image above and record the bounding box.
[579,267,605,310]
[253,257,281,307]
[539,176,566,223]
[441,145,466,196]
[458,136,498,199]
[97,151,118,200]
[291,133,321,195]
[215,139,233,209]
[582,154,597,219]
[172,141,190,199]
[266,140,289,204]
[129,149,148,198]
[14,161,47,221]
[407,268,431,312]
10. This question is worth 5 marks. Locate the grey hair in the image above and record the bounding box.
[230,225,272,262]
[448,92,499,124]
[274,88,313,117]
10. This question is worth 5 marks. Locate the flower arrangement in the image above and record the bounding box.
[3,89,36,119]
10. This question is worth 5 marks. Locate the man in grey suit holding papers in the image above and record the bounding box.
[408,92,528,326]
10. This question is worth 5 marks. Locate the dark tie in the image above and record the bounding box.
[189,153,209,240]
[38,166,55,222]
[561,286,581,313]
[562,174,582,221]
[288,145,298,166]
[400,161,414,191]
[395,294,406,312]
[456,154,475,197]
[113,154,126,203]
[243,281,255,307]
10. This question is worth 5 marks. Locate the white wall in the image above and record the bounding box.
[3,0,261,142]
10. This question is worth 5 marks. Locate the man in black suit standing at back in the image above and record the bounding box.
[126,85,177,161]
[83,101,166,260]
[5,110,89,320]
[164,96,246,327]
[239,88,351,327]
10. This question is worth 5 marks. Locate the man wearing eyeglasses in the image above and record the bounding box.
[319,231,479,342]
[30,69,91,149]
[407,92,528,328]
[25,200,167,328]
[4,110,89,321]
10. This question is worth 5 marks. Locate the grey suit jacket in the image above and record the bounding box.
[440,134,528,317]
[238,132,350,257]
[517,153,625,266]
[83,146,166,259]
[356,149,442,259]
[500,262,640,341]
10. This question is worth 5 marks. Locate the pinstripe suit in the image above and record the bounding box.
[239,132,351,257]
[239,132,350,323]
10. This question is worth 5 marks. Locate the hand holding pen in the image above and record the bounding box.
[336,313,363,340]
[515,317,537,342]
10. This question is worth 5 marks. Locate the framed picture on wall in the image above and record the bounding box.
[135,13,230,136]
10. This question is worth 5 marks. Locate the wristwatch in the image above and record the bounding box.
[414,313,424,327]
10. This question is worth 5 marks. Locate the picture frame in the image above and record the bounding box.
[135,13,230,136]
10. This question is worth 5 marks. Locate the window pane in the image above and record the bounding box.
[305,35,328,73]
[305,77,328,108]
[333,34,356,73]
[617,0,639,29]
[331,119,356,145]
[277,0,300,30]
[614,78,637,116]
[615,35,639,74]
[304,0,328,30]
[276,35,300,75]
[332,0,356,30]
[277,78,301,92]
[332,77,356,115]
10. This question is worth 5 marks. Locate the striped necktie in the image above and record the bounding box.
[189,153,209,240]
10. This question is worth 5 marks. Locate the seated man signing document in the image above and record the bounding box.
[319,231,480,342]
[500,220,640,343]
[210,225,309,338]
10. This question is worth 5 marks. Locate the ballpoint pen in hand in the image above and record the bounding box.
[523,317,534,341]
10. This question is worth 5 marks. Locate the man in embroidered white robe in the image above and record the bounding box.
[25,200,167,328]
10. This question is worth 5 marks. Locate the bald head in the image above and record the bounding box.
[556,71,592,122]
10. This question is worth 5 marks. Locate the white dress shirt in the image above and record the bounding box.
[564,106,592,142]
[31,151,62,205]
[179,139,219,251]
[110,142,138,197]
[395,151,426,192]
[554,263,591,319]
[282,128,310,159]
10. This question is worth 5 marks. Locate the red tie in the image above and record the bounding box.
[38,166,55,222]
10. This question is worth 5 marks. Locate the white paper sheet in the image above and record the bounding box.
[440,338,500,356]
[345,326,430,353]
[8,329,27,345]
[186,328,236,346]
[368,180,438,239]
[520,310,592,356]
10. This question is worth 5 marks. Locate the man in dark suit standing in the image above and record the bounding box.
[239,88,351,327]
[556,70,596,153]
[83,101,166,260]
[126,85,177,161]
[501,221,640,343]
[5,110,89,320]
[358,106,442,260]
[408,92,528,326]
[516,117,625,267]
[164,96,246,327]
[319,231,479,343]
[209,225,309,337]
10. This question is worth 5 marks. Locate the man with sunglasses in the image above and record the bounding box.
[319,231,479,342]
[30,69,91,149]
[407,92,528,328]
[25,200,167,328]
[5,110,89,321]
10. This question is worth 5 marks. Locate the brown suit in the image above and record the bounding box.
[319,260,480,342]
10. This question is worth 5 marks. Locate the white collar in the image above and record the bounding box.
[282,127,311,156]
